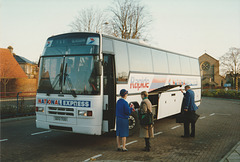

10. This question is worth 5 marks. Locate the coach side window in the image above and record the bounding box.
[190,58,200,75]
[102,38,114,54]
[152,49,169,73]
[128,44,153,73]
[167,53,181,74]
[180,56,191,75]
[113,40,129,83]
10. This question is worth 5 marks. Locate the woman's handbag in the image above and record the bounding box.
[139,109,153,125]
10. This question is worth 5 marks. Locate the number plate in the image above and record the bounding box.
[54,116,68,121]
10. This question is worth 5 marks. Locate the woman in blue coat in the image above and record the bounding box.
[116,89,134,152]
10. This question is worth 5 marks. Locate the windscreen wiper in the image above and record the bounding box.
[63,64,77,98]
[50,63,64,95]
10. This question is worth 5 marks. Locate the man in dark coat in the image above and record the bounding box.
[180,85,198,138]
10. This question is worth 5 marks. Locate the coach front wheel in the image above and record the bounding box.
[128,111,139,136]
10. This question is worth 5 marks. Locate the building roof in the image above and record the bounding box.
[13,55,35,64]
[199,53,218,61]
[0,48,27,79]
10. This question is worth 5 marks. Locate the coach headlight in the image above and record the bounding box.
[78,110,92,117]
[78,110,87,116]
[36,107,44,112]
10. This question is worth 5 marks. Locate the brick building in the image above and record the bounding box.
[8,46,38,79]
[0,47,38,96]
[199,53,225,88]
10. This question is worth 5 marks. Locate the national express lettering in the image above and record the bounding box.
[37,99,91,108]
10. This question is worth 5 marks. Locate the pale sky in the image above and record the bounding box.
[1,0,240,62]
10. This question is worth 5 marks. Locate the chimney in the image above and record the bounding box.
[7,46,14,54]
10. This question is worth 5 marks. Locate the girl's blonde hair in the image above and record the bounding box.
[141,91,148,98]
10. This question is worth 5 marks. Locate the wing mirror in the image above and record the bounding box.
[95,60,102,76]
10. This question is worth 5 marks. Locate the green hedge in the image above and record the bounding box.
[0,105,35,119]
[202,89,240,99]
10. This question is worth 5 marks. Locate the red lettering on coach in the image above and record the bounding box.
[130,77,150,90]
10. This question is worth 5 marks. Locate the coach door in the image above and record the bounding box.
[102,54,116,132]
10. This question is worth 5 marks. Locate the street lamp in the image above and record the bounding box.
[100,22,109,34]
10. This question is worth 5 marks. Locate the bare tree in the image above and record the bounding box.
[70,7,107,33]
[108,0,151,39]
[220,47,240,89]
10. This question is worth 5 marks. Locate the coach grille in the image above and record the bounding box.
[48,107,74,116]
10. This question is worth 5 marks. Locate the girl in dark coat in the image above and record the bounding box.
[139,91,154,152]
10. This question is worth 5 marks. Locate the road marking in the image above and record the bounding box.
[199,116,206,119]
[215,113,231,116]
[120,140,138,147]
[0,139,8,142]
[171,125,181,129]
[154,132,163,136]
[126,140,138,146]
[31,130,52,136]
[84,154,102,162]
[209,113,215,116]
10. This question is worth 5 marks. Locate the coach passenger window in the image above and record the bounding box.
[167,53,181,74]
[128,44,153,73]
[180,56,191,75]
[152,50,169,73]
[190,58,200,75]
[102,38,114,53]
[113,40,129,83]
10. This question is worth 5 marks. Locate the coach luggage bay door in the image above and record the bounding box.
[149,85,182,119]
[102,54,116,132]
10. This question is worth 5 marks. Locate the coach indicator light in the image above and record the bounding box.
[87,111,92,116]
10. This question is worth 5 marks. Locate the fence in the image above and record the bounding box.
[0,92,36,119]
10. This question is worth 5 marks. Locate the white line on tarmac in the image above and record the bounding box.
[0,139,8,142]
[215,113,231,116]
[171,125,181,129]
[209,113,215,116]
[84,154,102,162]
[200,116,206,119]
[154,132,163,136]
[120,140,138,147]
[31,130,52,136]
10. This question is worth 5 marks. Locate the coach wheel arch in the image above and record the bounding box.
[129,102,140,109]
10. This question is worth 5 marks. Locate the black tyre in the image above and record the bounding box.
[128,111,139,136]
